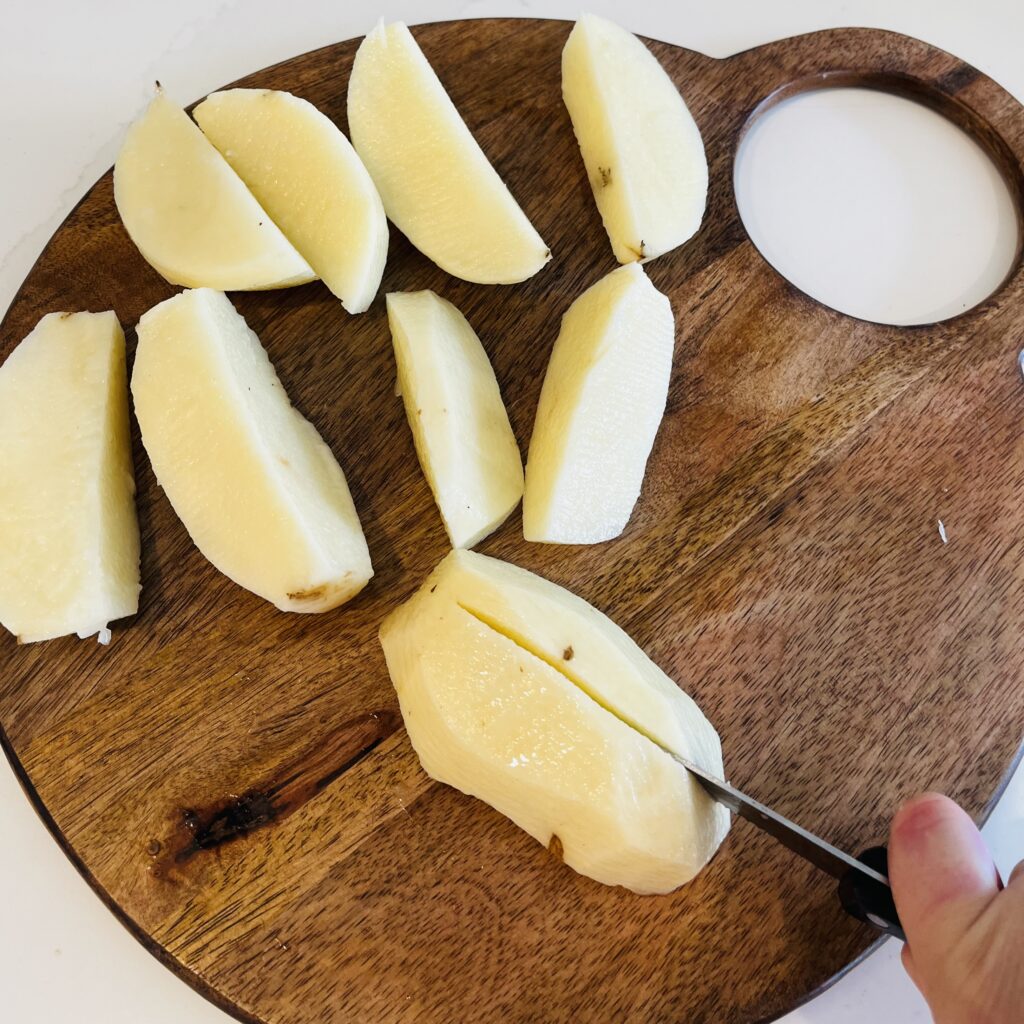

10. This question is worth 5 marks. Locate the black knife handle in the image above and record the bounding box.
[837,845,906,942]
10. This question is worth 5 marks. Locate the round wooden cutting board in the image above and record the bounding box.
[2,19,1024,1024]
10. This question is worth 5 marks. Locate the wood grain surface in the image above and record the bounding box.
[2,19,1024,1024]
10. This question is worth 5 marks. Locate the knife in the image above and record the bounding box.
[674,753,905,941]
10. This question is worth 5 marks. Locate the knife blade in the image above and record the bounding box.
[672,751,905,941]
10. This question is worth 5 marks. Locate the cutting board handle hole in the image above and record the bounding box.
[733,72,1023,325]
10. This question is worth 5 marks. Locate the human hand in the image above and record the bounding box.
[889,792,1024,1024]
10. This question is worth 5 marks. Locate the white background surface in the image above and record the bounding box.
[735,87,1020,325]
[2,1,1024,1021]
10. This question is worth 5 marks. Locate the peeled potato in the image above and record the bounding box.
[348,21,550,284]
[132,289,371,612]
[0,312,140,643]
[194,89,387,313]
[562,14,708,263]
[114,92,314,290]
[523,263,674,544]
[387,290,523,548]
[380,549,729,894]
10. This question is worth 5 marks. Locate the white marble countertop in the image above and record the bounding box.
[2,1,1023,1021]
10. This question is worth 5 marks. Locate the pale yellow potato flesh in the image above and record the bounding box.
[387,290,523,548]
[114,92,314,290]
[562,14,708,264]
[132,289,371,612]
[194,89,387,313]
[380,549,729,894]
[523,263,674,544]
[0,312,140,643]
[348,21,550,284]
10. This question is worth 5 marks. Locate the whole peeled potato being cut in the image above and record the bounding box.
[380,549,730,894]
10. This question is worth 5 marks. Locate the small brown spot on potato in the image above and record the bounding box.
[547,834,564,862]
[597,166,612,188]
[562,646,574,661]
[287,585,326,602]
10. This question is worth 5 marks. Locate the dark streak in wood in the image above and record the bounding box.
[935,62,982,96]
[164,710,401,866]
[175,794,280,862]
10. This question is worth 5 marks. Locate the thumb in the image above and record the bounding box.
[889,793,1000,970]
